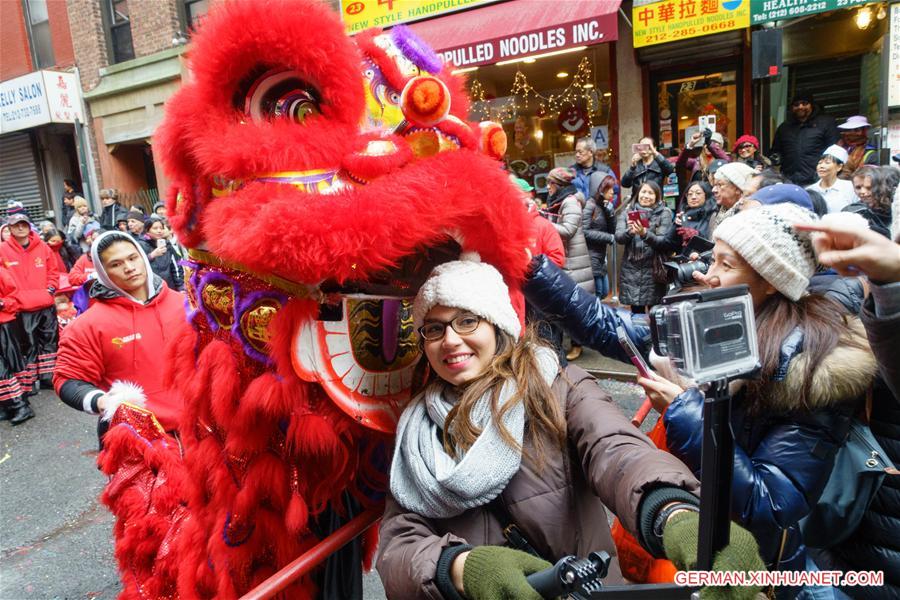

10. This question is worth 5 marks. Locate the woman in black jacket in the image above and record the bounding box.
[671,181,717,253]
[581,175,617,299]
[621,137,674,191]
[614,181,677,312]
[140,216,184,291]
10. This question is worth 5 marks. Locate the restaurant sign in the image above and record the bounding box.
[752,0,869,25]
[633,0,751,48]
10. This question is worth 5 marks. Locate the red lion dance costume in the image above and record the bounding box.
[98,1,531,598]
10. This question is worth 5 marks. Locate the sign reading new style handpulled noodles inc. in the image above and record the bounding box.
[751,0,869,25]
[632,0,750,48]
[340,0,501,32]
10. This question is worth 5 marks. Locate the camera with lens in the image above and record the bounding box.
[663,236,714,289]
[649,284,760,384]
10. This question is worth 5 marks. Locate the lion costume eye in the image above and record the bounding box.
[240,69,321,125]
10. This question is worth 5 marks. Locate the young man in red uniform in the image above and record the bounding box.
[0,264,32,424]
[0,206,59,407]
[54,231,186,442]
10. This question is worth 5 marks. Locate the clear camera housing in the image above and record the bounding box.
[650,285,760,384]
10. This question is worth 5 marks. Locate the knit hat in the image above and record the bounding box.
[713,203,818,301]
[413,252,521,339]
[126,206,145,222]
[6,202,31,225]
[791,90,814,105]
[750,183,814,211]
[152,201,166,213]
[83,221,102,239]
[733,135,759,152]
[710,132,725,147]
[714,162,757,193]
[547,167,575,186]
[821,144,849,164]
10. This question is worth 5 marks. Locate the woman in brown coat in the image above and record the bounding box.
[376,253,762,600]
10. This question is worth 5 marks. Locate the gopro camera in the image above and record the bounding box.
[649,285,759,384]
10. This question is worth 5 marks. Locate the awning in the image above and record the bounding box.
[408,0,621,70]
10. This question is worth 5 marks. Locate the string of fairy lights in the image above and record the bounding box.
[467,57,603,123]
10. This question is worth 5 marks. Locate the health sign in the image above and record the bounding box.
[341,0,500,33]
[633,0,751,48]
[751,0,869,24]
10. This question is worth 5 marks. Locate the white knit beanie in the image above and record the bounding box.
[413,252,521,338]
[714,162,757,193]
[713,203,818,301]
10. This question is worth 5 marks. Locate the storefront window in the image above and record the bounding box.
[654,70,738,151]
[464,45,613,194]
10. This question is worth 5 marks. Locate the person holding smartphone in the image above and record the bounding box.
[139,215,184,291]
[615,182,677,313]
[621,136,674,192]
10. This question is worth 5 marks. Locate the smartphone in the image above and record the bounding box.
[616,326,652,379]
[156,239,166,249]
[627,210,650,228]
[631,143,650,156]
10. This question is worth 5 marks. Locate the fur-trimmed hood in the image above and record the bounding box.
[765,318,876,412]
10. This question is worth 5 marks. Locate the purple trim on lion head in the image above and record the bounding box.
[232,289,288,365]
[196,271,238,333]
[391,25,442,74]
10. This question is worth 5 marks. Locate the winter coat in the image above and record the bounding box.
[0,267,19,325]
[843,202,892,239]
[573,162,616,201]
[524,254,652,360]
[770,106,840,186]
[375,365,700,600]
[0,231,59,311]
[139,238,184,292]
[615,202,676,306]
[53,280,186,431]
[664,320,875,586]
[621,154,675,191]
[829,287,900,597]
[526,207,565,269]
[66,213,100,253]
[545,185,594,294]
[68,254,96,287]
[99,202,128,231]
[674,143,729,195]
[672,198,717,250]
[581,196,616,278]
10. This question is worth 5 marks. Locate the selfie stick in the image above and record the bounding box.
[695,378,734,571]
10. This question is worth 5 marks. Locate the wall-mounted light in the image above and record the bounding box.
[855,6,872,29]
[876,3,887,20]
[495,46,587,67]
[557,71,569,78]
[602,92,612,97]
[523,58,536,64]
[680,115,688,120]
[534,129,544,141]
[451,66,479,75]
[583,83,594,89]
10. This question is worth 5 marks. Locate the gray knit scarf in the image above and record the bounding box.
[389,346,559,518]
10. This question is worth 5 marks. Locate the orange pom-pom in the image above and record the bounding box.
[478,121,507,161]
[401,76,451,127]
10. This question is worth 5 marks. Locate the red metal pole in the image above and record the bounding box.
[240,502,384,600]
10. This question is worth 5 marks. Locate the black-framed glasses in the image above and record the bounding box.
[418,314,482,341]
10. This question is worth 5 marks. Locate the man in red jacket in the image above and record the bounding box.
[54,231,186,442]
[0,264,32,424]
[0,206,59,409]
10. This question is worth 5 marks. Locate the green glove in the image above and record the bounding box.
[662,511,767,600]
[462,546,551,600]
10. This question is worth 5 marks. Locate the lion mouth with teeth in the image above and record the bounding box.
[100,1,532,597]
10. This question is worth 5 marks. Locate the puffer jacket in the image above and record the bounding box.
[524,254,652,361]
[664,320,875,597]
[770,104,839,186]
[829,286,900,598]
[139,237,184,292]
[375,365,700,600]
[615,202,676,307]
[581,196,616,279]
[545,185,594,294]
